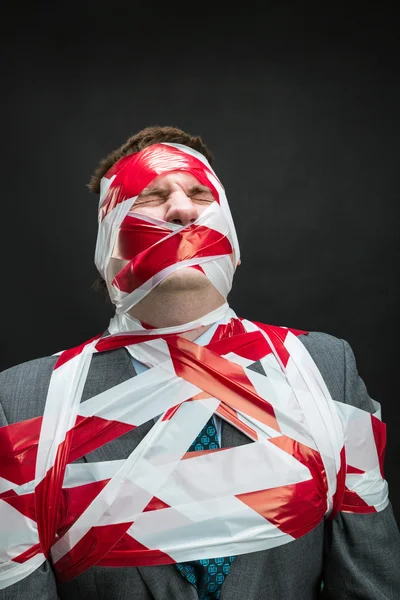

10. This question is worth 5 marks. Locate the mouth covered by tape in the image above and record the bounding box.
[0,144,389,588]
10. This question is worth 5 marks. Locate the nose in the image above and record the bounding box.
[165,190,199,226]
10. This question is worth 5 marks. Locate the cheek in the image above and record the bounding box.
[107,257,127,284]
[197,203,214,216]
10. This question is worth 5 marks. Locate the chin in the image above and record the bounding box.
[157,267,210,292]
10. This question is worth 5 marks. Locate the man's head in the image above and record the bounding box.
[89,126,215,296]
[90,126,240,319]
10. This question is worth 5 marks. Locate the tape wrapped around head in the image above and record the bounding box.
[94,143,240,315]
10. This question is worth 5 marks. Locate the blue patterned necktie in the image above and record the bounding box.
[175,417,235,599]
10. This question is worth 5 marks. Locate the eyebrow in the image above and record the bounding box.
[187,185,214,195]
[138,184,213,197]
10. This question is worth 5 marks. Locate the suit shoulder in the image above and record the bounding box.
[1,355,59,382]
[297,330,347,404]
[298,330,345,357]
[0,355,58,424]
[252,321,344,355]
[297,330,374,412]
[255,321,346,362]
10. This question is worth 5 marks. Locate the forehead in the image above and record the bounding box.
[142,170,211,191]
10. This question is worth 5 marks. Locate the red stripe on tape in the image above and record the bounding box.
[113,225,232,294]
[236,478,325,539]
[168,336,279,433]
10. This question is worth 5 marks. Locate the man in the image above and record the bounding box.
[0,125,399,600]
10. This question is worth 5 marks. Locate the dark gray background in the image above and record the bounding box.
[1,5,399,520]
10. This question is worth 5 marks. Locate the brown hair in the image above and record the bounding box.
[88,125,214,194]
[89,125,214,296]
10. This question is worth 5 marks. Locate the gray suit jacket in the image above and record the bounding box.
[1,331,400,599]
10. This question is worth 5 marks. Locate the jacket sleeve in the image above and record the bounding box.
[0,367,60,600]
[321,340,400,600]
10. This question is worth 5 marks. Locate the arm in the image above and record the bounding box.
[0,366,60,600]
[321,340,400,599]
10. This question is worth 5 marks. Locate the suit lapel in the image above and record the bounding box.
[220,359,266,449]
[80,347,198,599]
[81,347,154,464]
[217,360,268,595]
[221,419,253,449]
[138,565,199,600]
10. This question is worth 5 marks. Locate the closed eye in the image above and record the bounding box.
[187,186,215,203]
[135,190,167,205]
[190,194,214,203]
[132,185,215,208]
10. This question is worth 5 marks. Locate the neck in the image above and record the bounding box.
[127,283,225,341]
